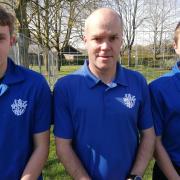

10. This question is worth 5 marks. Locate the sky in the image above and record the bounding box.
[175,0,180,22]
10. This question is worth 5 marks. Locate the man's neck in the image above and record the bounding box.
[98,72,116,84]
[0,60,8,79]
[89,66,116,84]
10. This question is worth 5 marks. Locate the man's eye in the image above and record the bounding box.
[93,37,101,42]
[110,36,117,41]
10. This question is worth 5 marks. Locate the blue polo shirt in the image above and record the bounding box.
[149,60,180,167]
[54,60,153,180]
[0,58,51,179]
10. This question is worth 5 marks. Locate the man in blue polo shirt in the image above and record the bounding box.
[0,6,51,179]
[150,22,180,180]
[54,8,155,180]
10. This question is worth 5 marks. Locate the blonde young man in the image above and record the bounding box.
[54,8,155,180]
[0,6,51,180]
[150,22,180,180]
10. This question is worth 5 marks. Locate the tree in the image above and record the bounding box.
[0,0,105,70]
[114,0,146,66]
[0,0,31,67]
[145,0,176,63]
[27,0,103,71]
[123,0,138,66]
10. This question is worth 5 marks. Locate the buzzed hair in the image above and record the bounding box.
[174,22,180,44]
[84,8,123,34]
[0,6,15,35]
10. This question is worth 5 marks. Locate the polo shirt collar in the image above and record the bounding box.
[83,60,100,88]
[172,60,180,91]
[173,73,180,92]
[172,60,180,74]
[114,63,128,86]
[2,57,25,85]
[83,60,128,88]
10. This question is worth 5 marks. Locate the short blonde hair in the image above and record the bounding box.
[174,22,180,44]
[0,6,15,35]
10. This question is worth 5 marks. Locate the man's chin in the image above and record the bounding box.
[96,63,115,71]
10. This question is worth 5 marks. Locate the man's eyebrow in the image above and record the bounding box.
[110,33,119,37]
[91,34,103,37]
[92,33,119,37]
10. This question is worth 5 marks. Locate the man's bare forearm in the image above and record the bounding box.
[154,137,180,180]
[21,131,50,180]
[130,127,155,176]
[56,138,91,180]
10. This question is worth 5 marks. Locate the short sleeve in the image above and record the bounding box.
[138,77,154,131]
[33,77,52,133]
[53,80,74,139]
[149,83,164,136]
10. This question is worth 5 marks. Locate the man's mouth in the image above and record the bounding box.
[98,55,112,58]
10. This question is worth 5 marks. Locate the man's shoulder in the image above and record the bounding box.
[122,67,143,76]
[55,67,84,87]
[16,64,47,82]
[121,66,146,82]
[149,74,173,92]
[11,63,50,91]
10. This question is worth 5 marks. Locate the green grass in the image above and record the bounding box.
[36,64,168,179]
[43,129,72,180]
[131,65,168,83]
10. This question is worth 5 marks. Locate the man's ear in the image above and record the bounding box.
[83,35,89,49]
[83,35,87,43]
[173,41,177,49]
[10,35,16,46]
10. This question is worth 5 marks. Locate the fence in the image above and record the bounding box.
[9,33,178,87]
[9,33,58,88]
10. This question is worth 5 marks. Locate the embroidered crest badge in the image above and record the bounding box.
[120,93,136,108]
[11,99,28,116]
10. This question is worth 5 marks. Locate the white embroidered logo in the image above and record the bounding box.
[11,99,27,116]
[120,93,136,108]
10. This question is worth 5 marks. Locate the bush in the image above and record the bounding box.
[120,54,176,68]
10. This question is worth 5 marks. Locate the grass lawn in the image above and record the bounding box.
[40,64,168,180]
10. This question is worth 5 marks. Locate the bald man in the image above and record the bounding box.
[53,8,155,180]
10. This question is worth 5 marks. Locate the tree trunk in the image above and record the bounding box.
[15,0,30,68]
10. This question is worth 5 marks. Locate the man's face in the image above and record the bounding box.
[174,33,180,56]
[84,12,123,74]
[0,25,14,68]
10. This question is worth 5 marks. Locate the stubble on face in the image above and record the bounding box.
[84,8,123,81]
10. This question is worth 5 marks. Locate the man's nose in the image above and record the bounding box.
[100,40,110,50]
